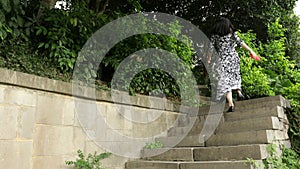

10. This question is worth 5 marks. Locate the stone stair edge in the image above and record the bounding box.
[142,143,269,151]
[125,160,264,169]
[167,115,281,137]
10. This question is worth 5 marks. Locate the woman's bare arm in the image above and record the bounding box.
[241,42,257,56]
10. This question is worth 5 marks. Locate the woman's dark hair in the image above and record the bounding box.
[211,17,237,36]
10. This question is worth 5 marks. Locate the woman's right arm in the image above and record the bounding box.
[241,42,256,56]
[241,42,260,61]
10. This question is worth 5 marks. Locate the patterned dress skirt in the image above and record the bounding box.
[212,51,241,101]
[210,32,243,101]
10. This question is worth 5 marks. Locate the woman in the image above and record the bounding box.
[209,17,259,112]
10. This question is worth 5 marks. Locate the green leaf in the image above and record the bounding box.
[16,16,24,27]
[51,44,57,50]
[36,29,42,36]
[25,28,30,36]
[1,0,11,13]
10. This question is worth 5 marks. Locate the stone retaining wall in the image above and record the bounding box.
[0,68,185,169]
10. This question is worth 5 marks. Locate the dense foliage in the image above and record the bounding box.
[139,0,300,66]
[101,21,195,98]
[238,20,300,154]
[248,144,300,168]
[0,0,299,161]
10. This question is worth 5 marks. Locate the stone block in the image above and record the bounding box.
[33,155,74,169]
[0,105,18,139]
[0,140,32,169]
[176,135,206,147]
[148,96,166,110]
[19,107,35,139]
[101,154,128,169]
[131,115,168,138]
[63,98,75,126]
[95,89,112,102]
[106,105,133,130]
[85,141,128,169]
[165,100,175,112]
[165,112,180,128]
[73,127,87,152]
[137,95,151,108]
[73,99,97,129]
[274,130,289,140]
[0,85,5,103]
[36,93,67,125]
[96,102,108,117]
[167,120,205,137]
[84,140,106,154]
[4,87,36,106]
[33,125,73,156]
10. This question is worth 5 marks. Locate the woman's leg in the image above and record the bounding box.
[237,89,242,95]
[226,91,234,107]
[237,89,245,100]
[226,91,234,112]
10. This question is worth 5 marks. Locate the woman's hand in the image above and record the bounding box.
[241,43,261,61]
[250,51,261,61]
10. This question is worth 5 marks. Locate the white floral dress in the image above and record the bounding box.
[210,32,243,101]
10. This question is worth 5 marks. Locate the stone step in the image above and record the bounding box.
[167,125,203,137]
[206,130,288,146]
[180,160,264,169]
[193,144,268,161]
[167,118,205,137]
[196,85,210,97]
[125,160,264,169]
[224,105,285,121]
[167,114,224,137]
[168,114,282,137]
[142,144,268,161]
[156,135,205,147]
[196,95,289,116]
[233,95,290,110]
[125,160,179,169]
[162,118,286,148]
[173,116,198,128]
[142,147,194,161]
[197,95,211,105]
[217,116,281,134]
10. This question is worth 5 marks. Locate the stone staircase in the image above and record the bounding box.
[125,95,291,169]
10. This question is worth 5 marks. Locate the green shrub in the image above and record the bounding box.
[34,1,111,73]
[145,141,164,149]
[238,20,300,154]
[248,144,300,169]
[100,20,196,100]
[263,144,300,169]
[65,150,111,169]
